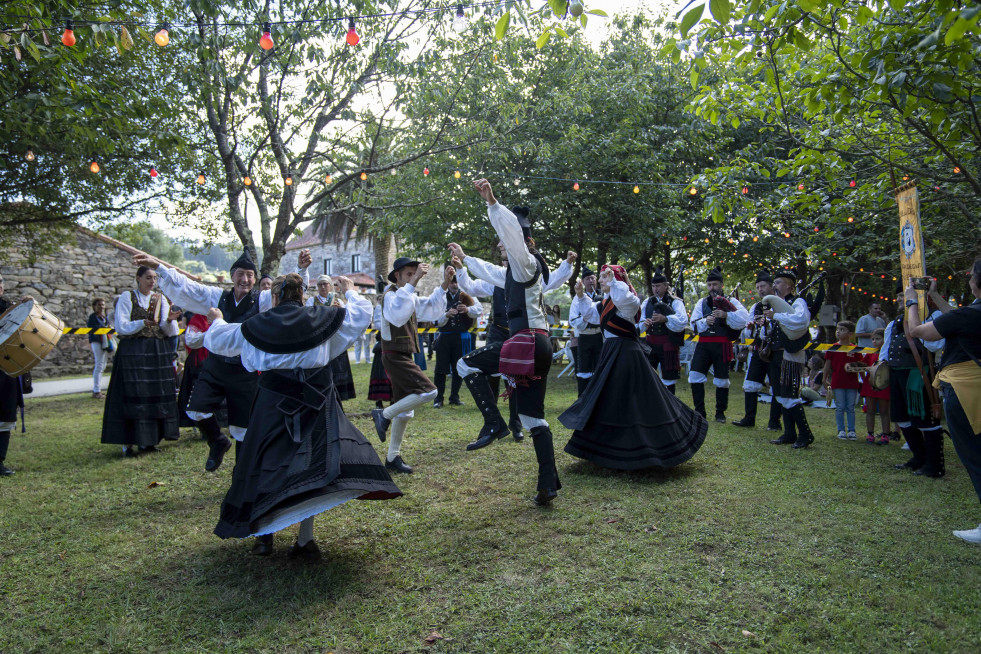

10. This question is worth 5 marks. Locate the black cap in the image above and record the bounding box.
[388,256,421,283]
[706,266,723,282]
[651,266,667,284]
[581,266,596,278]
[511,206,532,240]
[755,267,773,284]
[230,249,258,274]
[259,273,273,282]
[775,268,797,283]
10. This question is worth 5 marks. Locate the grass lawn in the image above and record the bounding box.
[2,362,979,653]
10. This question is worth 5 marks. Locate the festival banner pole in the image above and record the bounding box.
[895,180,928,322]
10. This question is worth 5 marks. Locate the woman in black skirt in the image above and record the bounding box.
[204,273,401,558]
[560,265,707,470]
[101,266,180,456]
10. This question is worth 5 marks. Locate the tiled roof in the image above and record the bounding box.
[80,226,201,280]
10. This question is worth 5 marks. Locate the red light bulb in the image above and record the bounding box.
[62,20,76,47]
[346,19,360,46]
[797,184,804,191]
[573,181,580,191]
[259,23,274,50]
[423,167,429,176]
[849,179,856,188]
[150,167,158,178]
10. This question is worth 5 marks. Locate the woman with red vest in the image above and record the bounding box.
[560,265,707,470]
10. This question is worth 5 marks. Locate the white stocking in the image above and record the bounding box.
[388,415,410,462]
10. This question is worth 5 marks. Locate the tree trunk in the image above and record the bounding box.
[374,230,395,292]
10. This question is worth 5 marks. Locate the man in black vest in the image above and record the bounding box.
[569,267,601,396]
[136,248,311,471]
[433,268,482,408]
[638,266,688,395]
[732,268,783,431]
[687,267,750,422]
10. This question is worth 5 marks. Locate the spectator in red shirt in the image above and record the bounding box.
[857,327,891,445]
[822,320,863,439]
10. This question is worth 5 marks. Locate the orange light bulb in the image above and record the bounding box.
[62,21,76,47]
[346,19,360,46]
[324,174,332,184]
[154,23,170,47]
[285,176,293,186]
[573,181,580,191]
[360,172,367,181]
[244,175,252,186]
[90,160,100,174]
[196,173,205,185]
[259,23,274,50]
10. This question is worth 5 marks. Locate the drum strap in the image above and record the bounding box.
[904,327,942,420]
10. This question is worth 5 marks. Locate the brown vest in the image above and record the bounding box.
[381,287,418,353]
[118,290,166,340]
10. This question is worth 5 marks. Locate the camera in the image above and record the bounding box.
[910,276,932,291]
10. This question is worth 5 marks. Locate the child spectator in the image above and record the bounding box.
[858,328,891,445]
[806,354,826,396]
[822,320,863,439]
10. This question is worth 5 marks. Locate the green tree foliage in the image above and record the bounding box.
[103,221,185,264]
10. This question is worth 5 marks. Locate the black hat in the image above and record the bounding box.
[775,268,797,282]
[259,273,273,282]
[755,267,773,284]
[651,266,667,284]
[388,256,421,283]
[706,266,723,282]
[581,266,596,278]
[230,249,258,274]
[511,206,532,240]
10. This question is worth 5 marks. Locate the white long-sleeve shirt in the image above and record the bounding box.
[487,203,536,283]
[569,281,641,339]
[203,290,371,372]
[382,283,446,327]
[637,296,689,334]
[689,295,750,334]
[769,296,810,364]
[457,258,573,295]
[156,266,309,317]
[184,323,206,349]
[569,290,601,336]
[114,289,179,336]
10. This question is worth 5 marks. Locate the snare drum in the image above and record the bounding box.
[870,360,890,391]
[0,299,65,377]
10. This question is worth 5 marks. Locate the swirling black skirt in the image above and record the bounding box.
[559,336,707,470]
[101,337,179,446]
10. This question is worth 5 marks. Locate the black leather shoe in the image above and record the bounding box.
[732,417,754,428]
[913,467,945,478]
[386,455,413,474]
[138,445,161,455]
[714,414,727,424]
[466,420,509,451]
[0,463,14,476]
[533,488,557,506]
[287,540,321,560]
[770,434,795,445]
[205,436,232,472]
[433,399,443,409]
[448,398,464,406]
[792,433,815,449]
[251,535,273,556]
[123,447,139,458]
[371,408,391,442]
[512,429,524,442]
[894,458,923,470]
[767,422,782,432]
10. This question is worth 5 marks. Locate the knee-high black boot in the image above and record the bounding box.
[464,373,509,450]
[690,382,706,418]
[489,375,501,402]
[790,404,815,449]
[508,396,523,441]
[896,426,926,470]
[433,374,446,407]
[914,429,946,477]
[197,416,230,472]
[0,430,13,476]
[733,392,757,427]
[576,375,589,397]
[770,405,797,444]
[449,373,463,405]
[715,386,729,422]
[530,425,561,505]
[767,397,782,431]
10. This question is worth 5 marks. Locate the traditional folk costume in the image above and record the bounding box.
[204,289,401,552]
[637,266,688,396]
[568,267,602,397]
[369,258,447,474]
[732,269,783,431]
[101,288,180,453]
[0,296,25,475]
[687,267,750,422]
[156,250,310,471]
[560,269,707,469]
[433,287,481,407]
[455,230,573,446]
[764,270,817,449]
[177,313,227,429]
[367,301,393,405]
[466,202,560,505]
[307,283,357,402]
[882,303,946,476]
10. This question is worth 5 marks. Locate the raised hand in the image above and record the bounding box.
[566,251,577,264]
[297,249,312,270]
[447,242,466,261]
[411,263,430,284]
[473,178,497,205]
[575,279,584,298]
[132,253,159,270]
[335,276,354,294]
[206,308,223,324]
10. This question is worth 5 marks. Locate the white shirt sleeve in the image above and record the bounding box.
[881,320,895,361]
[461,256,507,289]
[487,203,536,283]
[609,280,640,317]
[383,285,416,328]
[690,298,707,334]
[156,267,223,316]
[636,298,649,332]
[455,267,497,298]
[772,298,810,332]
[467,303,483,319]
[414,284,448,323]
[668,298,689,333]
[543,259,573,292]
[724,298,751,329]
[570,294,601,326]
[114,292,144,336]
[184,324,206,349]
[923,310,945,352]
[202,319,244,358]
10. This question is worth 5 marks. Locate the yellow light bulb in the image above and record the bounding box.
[689,187,698,195]
[360,172,367,181]
[454,170,461,179]
[154,28,169,47]
[285,176,293,186]
[325,174,332,184]
[633,186,640,194]
[243,176,252,186]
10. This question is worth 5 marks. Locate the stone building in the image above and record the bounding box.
[0,226,201,378]
[278,225,378,291]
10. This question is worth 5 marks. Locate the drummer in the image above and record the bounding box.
[0,275,33,477]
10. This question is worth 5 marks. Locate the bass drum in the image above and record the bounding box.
[0,299,65,377]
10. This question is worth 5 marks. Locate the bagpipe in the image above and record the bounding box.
[760,272,825,354]
[707,282,742,341]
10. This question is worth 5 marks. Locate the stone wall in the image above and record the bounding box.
[279,240,377,282]
[0,229,208,379]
